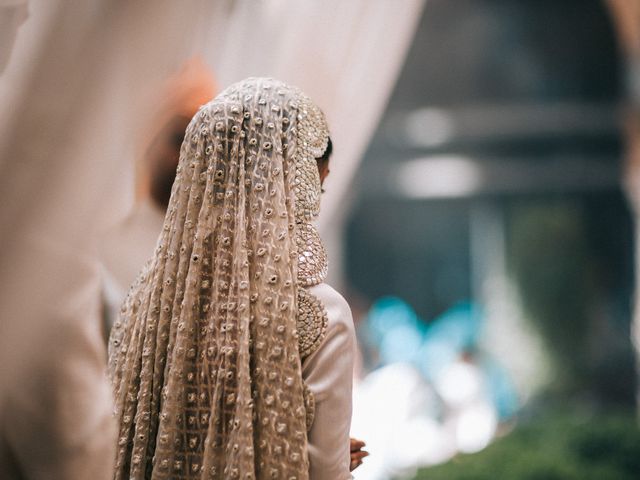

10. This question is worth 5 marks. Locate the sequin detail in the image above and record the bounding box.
[297,289,328,359]
[293,94,329,223]
[295,223,328,288]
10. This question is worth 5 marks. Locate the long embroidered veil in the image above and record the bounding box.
[108,77,330,480]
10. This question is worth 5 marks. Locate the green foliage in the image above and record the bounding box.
[413,412,640,480]
[507,203,596,392]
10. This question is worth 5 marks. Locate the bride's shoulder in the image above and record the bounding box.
[307,283,354,334]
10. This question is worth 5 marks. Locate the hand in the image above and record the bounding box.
[350,437,369,471]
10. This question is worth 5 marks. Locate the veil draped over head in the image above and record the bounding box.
[109,78,331,479]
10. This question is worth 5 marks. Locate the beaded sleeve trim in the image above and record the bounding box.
[297,289,329,359]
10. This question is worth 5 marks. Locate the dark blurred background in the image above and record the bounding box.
[346,1,640,478]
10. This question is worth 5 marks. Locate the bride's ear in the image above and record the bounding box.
[316,138,332,185]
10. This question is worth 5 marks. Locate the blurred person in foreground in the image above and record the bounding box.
[0,0,28,74]
[108,78,359,479]
[0,4,116,479]
[100,58,217,328]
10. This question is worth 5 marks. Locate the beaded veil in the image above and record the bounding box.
[108,78,330,480]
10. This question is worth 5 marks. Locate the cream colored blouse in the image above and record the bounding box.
[303,283,356,480]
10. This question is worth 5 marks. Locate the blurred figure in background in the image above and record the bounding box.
[99,57,216,328]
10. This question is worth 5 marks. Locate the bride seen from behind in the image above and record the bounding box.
[108,77,362,479]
